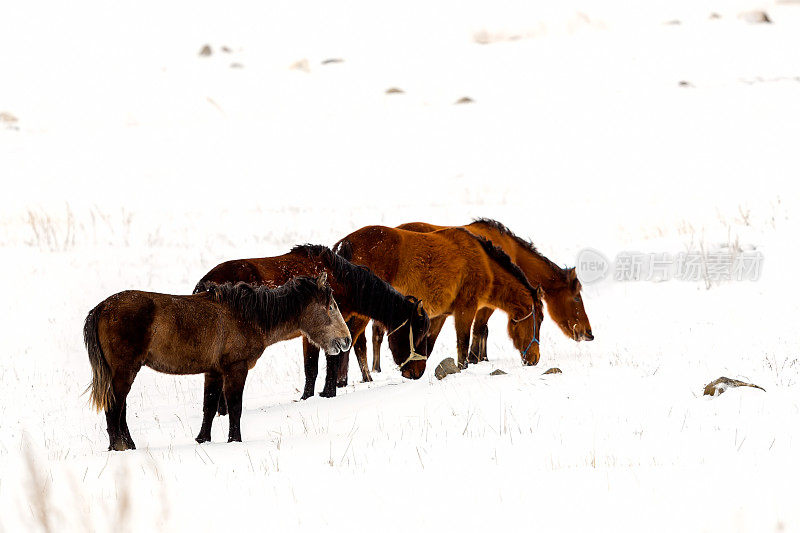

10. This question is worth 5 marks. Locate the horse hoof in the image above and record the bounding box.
[319,389,336,398]
[336,380,348,388]
[109,440,132,452]
[195,435,211,444]
[227,436,242,443]
[300,392,313,400]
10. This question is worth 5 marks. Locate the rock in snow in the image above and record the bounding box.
[435,358,461,380]
[703,377,765,396]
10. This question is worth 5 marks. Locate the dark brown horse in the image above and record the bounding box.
[196,244,430,401]
[370,218,593,370]
[84,274,350,451]
[334,226,545,382]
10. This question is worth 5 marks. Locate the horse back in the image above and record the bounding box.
[196,259,264,292]
[98,291,260,375]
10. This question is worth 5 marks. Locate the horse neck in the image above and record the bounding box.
[486,267,534,318]
[348,287,409,331]
[261,311,302,347]
[514,244,567,292]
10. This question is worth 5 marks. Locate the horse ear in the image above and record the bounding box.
[415,300,425,316]
[566,268,580,293]
[316,271,328,288]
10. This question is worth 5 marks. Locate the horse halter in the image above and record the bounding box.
[516,305,539,358]
[387,318,427,370]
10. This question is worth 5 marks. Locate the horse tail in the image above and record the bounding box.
[83,302,113,412]
[456,228,540,299]
[333,239,353,261]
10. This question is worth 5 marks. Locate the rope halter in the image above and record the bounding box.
[387,318,427,370]
[514,305,539,358]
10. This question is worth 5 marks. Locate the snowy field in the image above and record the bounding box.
[1,0,799,530]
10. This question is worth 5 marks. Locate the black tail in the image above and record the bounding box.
[455,228,540,300]
[333,239,353,261]
[84,302,113,411]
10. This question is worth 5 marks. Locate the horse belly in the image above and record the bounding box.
[143,309,228,375]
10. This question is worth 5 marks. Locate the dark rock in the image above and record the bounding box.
[455,96,474,104]
[221,46,232,53]
[385,87,405,94]
[678,80,694,87]
[543,368,562,375]
[199,44,212,57]
[230,63,244,69]
[322,58,344,65]
[435,358,461,380]
[703,376,765,397]
[490,369,507,376]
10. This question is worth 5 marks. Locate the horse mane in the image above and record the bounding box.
[470,218,567,282]
[455,228,541,301]
[293,243,416,330]
[196,277,329,332]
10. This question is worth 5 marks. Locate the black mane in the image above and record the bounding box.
[470,218,567,281]
[455,228,541,301]
[293,243,417,331]
[196,277,329,332]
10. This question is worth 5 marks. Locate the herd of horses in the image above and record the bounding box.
[84,218,593,451]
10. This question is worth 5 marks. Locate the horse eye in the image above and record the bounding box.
[574,296,581,303]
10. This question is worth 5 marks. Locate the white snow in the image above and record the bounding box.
[1,0,799,531]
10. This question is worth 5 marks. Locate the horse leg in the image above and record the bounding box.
[216,394,228,417]
[469,308,494,364]
[422,315,447,355]
[120,403,134,449]
[454,309,476,369]
[371,322,385,373]
[353,333,371,382]
[106,367,139,451]
[222,362,249,443]
[337,316,370,387]
[336,318,355,388]
[320,352,340,398]
[301,337,320,400]
[196,371,223,443]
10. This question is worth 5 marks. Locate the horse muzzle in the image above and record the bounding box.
[334,337,352,352]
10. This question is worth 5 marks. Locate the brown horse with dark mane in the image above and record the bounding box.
[84,274,349,451]
[334,226,545,383]
[196,244,430,401]
[369,218,593,371]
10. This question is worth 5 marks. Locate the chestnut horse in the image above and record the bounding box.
[370,218,593,371]
[84,274,349,451]
[334,226,545,383]
[196,244,429,401]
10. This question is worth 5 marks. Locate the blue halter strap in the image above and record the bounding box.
[521,308,539,358]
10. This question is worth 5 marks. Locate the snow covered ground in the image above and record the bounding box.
[1,0,799,530]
